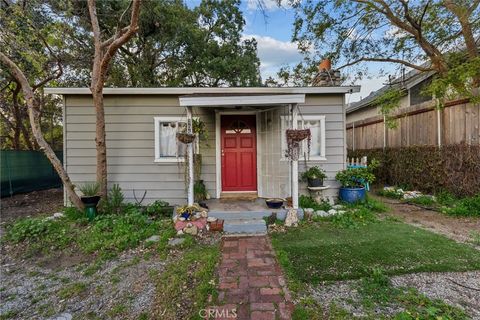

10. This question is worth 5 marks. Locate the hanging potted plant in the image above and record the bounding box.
[285,128,311,160]
[176,131,196,144]
[301,166,327,187]
[335,166,376,203]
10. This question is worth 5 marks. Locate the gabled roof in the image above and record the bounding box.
[346,68,435,114]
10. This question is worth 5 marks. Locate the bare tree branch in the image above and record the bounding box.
[338,57,434,72]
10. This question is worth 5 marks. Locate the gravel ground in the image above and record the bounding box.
[304,271,480,319]
[0,247,167,320]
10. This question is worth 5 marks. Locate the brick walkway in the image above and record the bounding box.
[207,236,294,319]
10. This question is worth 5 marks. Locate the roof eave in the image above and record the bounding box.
[43,86,361,95]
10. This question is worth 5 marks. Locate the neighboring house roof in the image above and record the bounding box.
[44,86,360,95]
[346,68,435,114]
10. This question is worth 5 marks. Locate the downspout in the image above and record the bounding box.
[186,106,194,206]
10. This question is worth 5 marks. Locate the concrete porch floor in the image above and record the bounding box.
[205,198,272,212]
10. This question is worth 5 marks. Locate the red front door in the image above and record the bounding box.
[221,115,257,192]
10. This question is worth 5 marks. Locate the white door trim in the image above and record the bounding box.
[215,110,260,199]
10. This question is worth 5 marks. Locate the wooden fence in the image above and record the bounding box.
[346,99,480,150]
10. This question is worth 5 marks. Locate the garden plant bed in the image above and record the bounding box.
[372,194,480,247]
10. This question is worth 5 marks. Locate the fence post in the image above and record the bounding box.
[436,98,442,147]
[352,122,355,151]
[383,116,387,149]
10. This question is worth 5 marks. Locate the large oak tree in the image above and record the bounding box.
[286,0,480,99]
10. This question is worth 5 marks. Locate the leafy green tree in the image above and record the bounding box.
[62,0,261,87]
[289,0,480,101]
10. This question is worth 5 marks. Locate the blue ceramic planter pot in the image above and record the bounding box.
[339,187,366,203]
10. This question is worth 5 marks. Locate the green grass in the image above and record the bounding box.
[404,195,436,206]
[58,282,88,299]
[271,220,480,284]
[152,244,220,320]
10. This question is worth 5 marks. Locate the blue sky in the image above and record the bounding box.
[187,0,389,102]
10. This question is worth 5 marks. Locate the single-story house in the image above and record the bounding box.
[45,86,359,208]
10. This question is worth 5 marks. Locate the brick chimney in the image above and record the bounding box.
[312,59,342,86]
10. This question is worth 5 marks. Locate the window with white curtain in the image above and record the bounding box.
[280,115,326,160]
[154,117,187,162]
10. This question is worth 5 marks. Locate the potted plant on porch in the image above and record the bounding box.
[301,166,327,187]
[335,166,376,203]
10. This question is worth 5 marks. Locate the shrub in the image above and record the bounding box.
[101,184,125,215]
[300,166,327,181]
[332,207,378,228]
[145,200,172,218]
[299,195,331,211]
[5,217,73,249]
[441,194,480,217]
[348,144,480,197]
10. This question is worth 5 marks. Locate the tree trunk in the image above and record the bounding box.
[92,88,108,198]
[0,52,84,210]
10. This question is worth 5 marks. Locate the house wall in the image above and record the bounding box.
[257,94,345,202]
[64,93,347,205]
[64,95,216,205]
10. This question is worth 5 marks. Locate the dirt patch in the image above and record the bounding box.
[1,188,63,223]
[372,195,480,247]
[306,271,480,319]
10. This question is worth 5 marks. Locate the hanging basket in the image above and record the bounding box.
[176,132,196,144]
[286,129,311,142]
[285,129,311,161]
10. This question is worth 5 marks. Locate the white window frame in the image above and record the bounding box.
[280,115,326,161]
[154,116,199,163]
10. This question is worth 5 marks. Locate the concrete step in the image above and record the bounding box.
[209,211,273,220]
[209,209,303,222]
[223,218,267,234]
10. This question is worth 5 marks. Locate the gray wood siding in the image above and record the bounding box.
[65,95,216,205]
[64,93,346,205]
[257,95,345,200]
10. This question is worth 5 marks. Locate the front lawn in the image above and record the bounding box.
[272,218,480,285]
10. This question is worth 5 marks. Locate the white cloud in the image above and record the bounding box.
[243,34,302,79]
[246,0,291,12]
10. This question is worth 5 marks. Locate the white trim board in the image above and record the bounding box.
[215,110,260,199]
[179,94,305,107]
[45,86,360,95]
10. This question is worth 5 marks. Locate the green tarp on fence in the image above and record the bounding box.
[1,150,63,197]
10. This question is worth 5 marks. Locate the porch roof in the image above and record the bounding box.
[178,94,305,107]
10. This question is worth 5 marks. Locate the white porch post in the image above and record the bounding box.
[186,106,194,206]
[291,104,299,209]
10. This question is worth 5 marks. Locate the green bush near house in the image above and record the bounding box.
[299,195,331,211]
